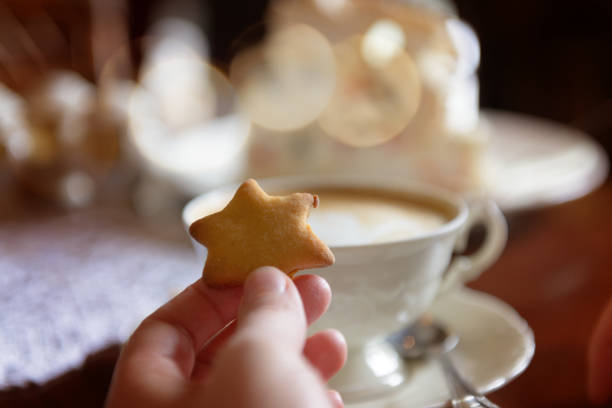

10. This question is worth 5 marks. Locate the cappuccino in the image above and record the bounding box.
[186,185,453,248]
[307,189,450,246]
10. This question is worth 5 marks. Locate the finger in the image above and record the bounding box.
[191,321,237,381]
[328,390,344,408]
[121,279,242,379]
[588,296,612,405]
[201,336,336,408]
[233,266,307,352]
[106,280,243,407]
[293,274,332,325]
[303,329,347,382]
[192,274,333,380]
[199,267,336,407]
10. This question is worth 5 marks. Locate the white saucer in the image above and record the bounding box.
[485,109,609,212]
[348,288,534,408]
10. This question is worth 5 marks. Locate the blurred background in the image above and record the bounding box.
[1,1,611,407]
[1,0,610,210]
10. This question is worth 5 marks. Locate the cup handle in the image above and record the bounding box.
[439,199,508,293]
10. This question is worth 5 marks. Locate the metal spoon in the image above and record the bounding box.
[388,317,501,408]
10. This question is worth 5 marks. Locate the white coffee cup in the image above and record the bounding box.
[182,175,507,402]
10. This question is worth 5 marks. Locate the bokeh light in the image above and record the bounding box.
[127,21,250,194]
[313,0,350,17]
[0,70,127,206]
[360,19,406,68]
[318,27,421,147]
[230,23,335,131]
[0,82,28,161]
[139,18,215,130]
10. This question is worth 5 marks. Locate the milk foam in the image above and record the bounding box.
[309,193,447,246]
[188,189,448,247]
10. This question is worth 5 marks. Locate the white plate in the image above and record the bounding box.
[485,109,609,212]
[348,288,534,408]
[246,109,608,213]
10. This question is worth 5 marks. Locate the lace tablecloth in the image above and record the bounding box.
[0,208,199,387]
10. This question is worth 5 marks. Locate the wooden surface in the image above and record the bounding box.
[470,181,612,408]
[0,177,611,407]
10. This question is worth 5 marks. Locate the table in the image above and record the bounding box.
[470,181,612,407]
[1,176,611,407]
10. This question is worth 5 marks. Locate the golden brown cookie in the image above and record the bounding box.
[189,179,335,287]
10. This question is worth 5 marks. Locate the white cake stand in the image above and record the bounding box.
[484,109,609,212]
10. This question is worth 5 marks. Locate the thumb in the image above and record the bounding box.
[235,266,307,351]
[201,267,334,408]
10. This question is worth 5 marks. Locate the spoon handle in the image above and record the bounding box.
[438,354,501,408]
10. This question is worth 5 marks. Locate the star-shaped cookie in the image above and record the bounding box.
[189,179,335,287]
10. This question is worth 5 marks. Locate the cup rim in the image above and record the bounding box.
[182,175,469,251]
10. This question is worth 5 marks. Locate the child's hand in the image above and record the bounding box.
[105,266,347,408]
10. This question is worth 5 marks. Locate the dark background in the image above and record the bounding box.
[457,0,612,159]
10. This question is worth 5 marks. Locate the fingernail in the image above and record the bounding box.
[328,390,343,407]
[242,266,287,307]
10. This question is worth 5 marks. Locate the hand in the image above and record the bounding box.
[105,266,347,408]
[588,295,612,405]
